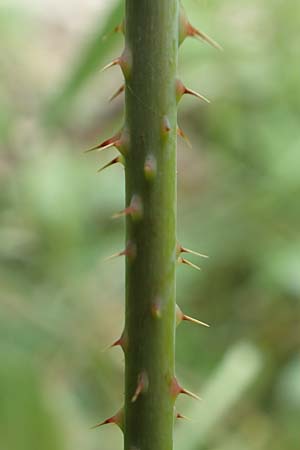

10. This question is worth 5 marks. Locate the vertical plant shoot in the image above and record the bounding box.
[88,1,220,449]
[124,2,178,450]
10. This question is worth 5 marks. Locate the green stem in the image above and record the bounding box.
[124,1,178,450]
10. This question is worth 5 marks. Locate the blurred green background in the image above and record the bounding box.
[1,0,300,449]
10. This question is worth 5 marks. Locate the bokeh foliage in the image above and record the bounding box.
[1,0,300,449]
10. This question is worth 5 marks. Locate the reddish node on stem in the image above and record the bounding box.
[162,116,172,135]
[151,297,163,319]
[109,84,125,102]
[144,154,157,181]
[105,241,137,262]
[176,304,210,328]
[176,79,210,104]
[131,370,149,403]
[177,257,201,271]
[97,155,124,173]
[91,408,124,431]
[113,194,143,220]
[177,126,192,149]
[170,377,201,401]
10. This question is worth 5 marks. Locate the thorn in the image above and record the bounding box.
[176,304,210,328]
[101,58,120,72]
[114,21,124,34]
[85,133,121,154]
[183,314,210,328]
[177,126,192,148]
[109,84,125,102]
[112,195,143,220]
[144,154,157,181]
[180,246,209,259]
[178,257,201,271]
[181,388,202,401]
[97,156,124,173]
[171,377,201,401]
[91,408,124,430]
[184,87,210,104]
[105,241,137,262]
[101,48,132,79]
[176,412,192,421]
[131,371,149,403]
[176,79,210,104]
[103,329,128,352]
[179,4,222,51]
[189,25,223,51]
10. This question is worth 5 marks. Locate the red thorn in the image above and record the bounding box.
[177,126,192,148]
[188,24,223,51]
[131,371,149,403]
[178,257,201,271]
[176,79,210,104]
[85,133,121,154]
[171,377,201,401]
[176,412,192,421]
[105,241,137,262]
[91,408,124,430]
[101,58,120,72]
[109,84,125,102]
[113,195,143,220]
[97,156,124,173]
[109,329,128,352]
[179,4,222,50]
[101,48,132,78]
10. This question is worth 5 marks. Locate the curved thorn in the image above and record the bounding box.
[184,87,210,104]
[191,26,223,51]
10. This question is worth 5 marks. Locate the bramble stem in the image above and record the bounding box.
[124,1,178,450]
